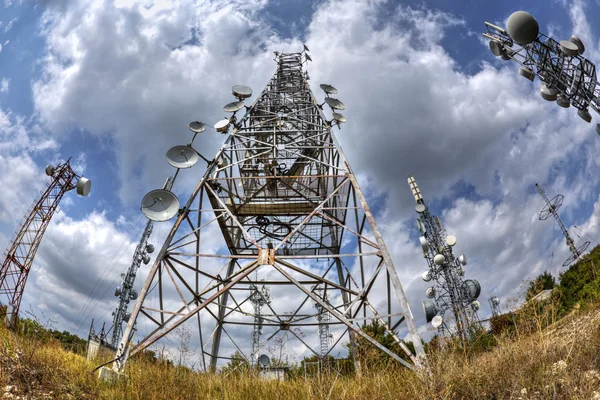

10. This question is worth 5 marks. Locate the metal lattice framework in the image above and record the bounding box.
[249,283,270,366]
[110,50,426,374]
[408,176,481,343]
[489,296,501,318]
[535,183,589,267]
[483,11,600,131]
[314,288,333,357]
[0,160,89,327]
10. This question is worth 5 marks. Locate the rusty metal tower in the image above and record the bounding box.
[109,48,426,374]
[0,159,91,327]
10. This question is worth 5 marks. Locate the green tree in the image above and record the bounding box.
[526,271,556,300]
[220,350,250,375]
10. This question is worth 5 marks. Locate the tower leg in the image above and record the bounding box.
[209,259,236,372]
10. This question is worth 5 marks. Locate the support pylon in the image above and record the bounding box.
[111,49,425,373]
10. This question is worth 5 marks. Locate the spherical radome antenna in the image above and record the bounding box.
[188,121,207,133]
[332,112,346,123]
[45,165,55,176]
[446,235,457,246]
[166,145,200,169]
[232,85,252,100]
[224,100,245,113]
[324,97,345,110]
[320,84,338,95]
[214,119,231,133]
[431,315,443,328]
[146,244,155,254]
[76,177,92,197]
[141,189,180,222]
[422,270,432,282]
[540,84,558,101]
[506,11,539,45]
[258,354,270,367]
[577,109,592,123]
[569,35,585,55]
[434,254,446,265]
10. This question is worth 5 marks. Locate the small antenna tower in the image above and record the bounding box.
[408,175,482,343]
[249,283,271,366]
[0,159,91,327]
[488,296,501,317]
[314,288,333,358]
[535,183,590,266]
[482,11,600,134]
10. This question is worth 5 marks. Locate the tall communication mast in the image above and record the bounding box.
[314,288,333,358]
[249,283,271,365]
[535,183,589,266]
[489,296,501,318]
[108,48,425,376]
[408,175,481,343]
[0,159,91,327]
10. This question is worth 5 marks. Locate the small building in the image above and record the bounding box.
[259,367,288,381]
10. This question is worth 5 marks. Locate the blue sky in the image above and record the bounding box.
[2,0,600,365]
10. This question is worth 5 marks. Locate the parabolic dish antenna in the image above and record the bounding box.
[506,11,539,45]
[421,270,432,282]
[463,279,481,300]
[559,40,579,57]
[425,287,435,299]
[320,84,338,95]
[214,119,231,133]
[419,236,428,253]
[577,109,592,123]
[146,244,154,253]
[446,235,457,247]
[458,254,467,266]
[324,97,345,110]
[540,84,558,101]
[434,254,446,265]
[258,354,270,367]
[518,67,535,81]
[224,100,245,113]
[556,96,570,108]
[306,53,312,62]
[423,300,437,323]
[415,204,426,213]
[489,40,504,57]
[569,35,585,55]
[471,300,481,311]
[188,121,207,133]
[141,189,180,222]
[431,315,443,328]
[303,44,310,52]
[45,165,55,176]
[232,85,252,99]
[76,177,92,197]
[332,112,346,123]
[166,145,200,169]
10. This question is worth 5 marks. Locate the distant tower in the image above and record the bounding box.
[489,296,501,317]
[249,284,271,366]
[408,175,481,342]
[314,288,333,358]
[535,183,589,266]
[0,159,91,327]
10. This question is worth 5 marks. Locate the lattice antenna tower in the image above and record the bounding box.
[0,159,91,327]
[249,283,271,365]
[408,175,482,342]
[482,11,600,135]
[107,47,426,376]
[314,288,333,358]
[535,183,589,266]
[488,296,501,318]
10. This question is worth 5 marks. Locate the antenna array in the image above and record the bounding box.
[249,283,271,366]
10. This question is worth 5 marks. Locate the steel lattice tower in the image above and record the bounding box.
[408,176,481,343]
[110,50,426,374]
[535,183,589,266]
[0,159,90,327]
[314,288,333,357]
[249,283,270,365]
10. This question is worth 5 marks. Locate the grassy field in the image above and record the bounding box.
[2,298,600,399]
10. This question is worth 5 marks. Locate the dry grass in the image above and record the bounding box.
[2,304,600,399]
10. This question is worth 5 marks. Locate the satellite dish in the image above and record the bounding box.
[446,236,457,247]
[569,35,585,55]
[130,289,138,300]
[214,119,231,133]
[540,84,558,101]
[556,96,570,108]
[142,254,151,265]
[518,67,535,81]
[45,165,55,176]
[146,244,154,254]
[166,145,200,169]
[324,97,345,110]
[422,300,437,323]
[258,354,270,367]
[76,177,92,197]
[115,287,122,297]
[434,254,446,265]
[488,40,504,57]
[232,85,252,99]
[419,236,428,253]
[577,109,592,123]
[431,315,443,328]
[224,100,244,113]
[506,11,539,45]
[425,287,435,299]
[421,270,432,282]
[415,204,426,213]
[303,44,310,52]
[188,121,207,133]
[305,53,312,62]
[463,279,481,300]
[141,189,180,222]
[458,254,467,266]
[332,112,346,123]
[471,300,481,311]
[559,40,579,56]
[320,84,338,95]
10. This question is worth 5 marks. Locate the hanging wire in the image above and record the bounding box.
[550,218,556,271]
[573,224,600,246]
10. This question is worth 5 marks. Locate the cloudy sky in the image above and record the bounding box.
[2,0,600,367]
